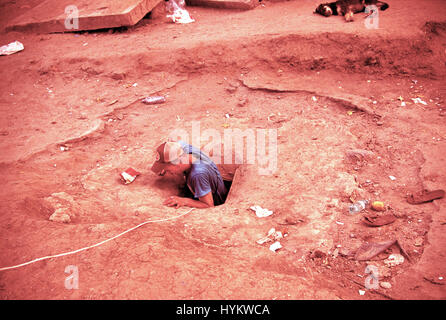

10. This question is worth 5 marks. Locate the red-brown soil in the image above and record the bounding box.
[0,0,445,300]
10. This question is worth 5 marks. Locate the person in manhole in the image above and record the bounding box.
[151,141,228,208]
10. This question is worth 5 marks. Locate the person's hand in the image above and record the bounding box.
[163,196,187,208]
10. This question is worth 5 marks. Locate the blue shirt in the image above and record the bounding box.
[178,141,227,206]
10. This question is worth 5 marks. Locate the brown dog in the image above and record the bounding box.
[315,0,389,22]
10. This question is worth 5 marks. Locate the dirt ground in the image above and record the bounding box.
[0,0,445,300]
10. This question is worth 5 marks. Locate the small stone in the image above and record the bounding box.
[414,237,424,247]
[380,282,392,289]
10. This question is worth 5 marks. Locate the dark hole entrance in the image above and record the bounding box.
[177,165,239,207]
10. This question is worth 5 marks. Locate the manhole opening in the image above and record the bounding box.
[176,164,240,207]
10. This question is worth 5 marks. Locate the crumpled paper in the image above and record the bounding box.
[256,228,283,245]
[167,8,195,24]
[0,41,24,56]
[250,205,273,218]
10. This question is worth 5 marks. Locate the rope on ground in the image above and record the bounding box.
[0,208,195,272]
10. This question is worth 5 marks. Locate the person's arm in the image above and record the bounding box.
[163,192,214,209]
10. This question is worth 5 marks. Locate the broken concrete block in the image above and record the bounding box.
[6,0,163,33]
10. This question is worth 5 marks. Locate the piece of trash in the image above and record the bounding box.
[269,241,282,252]
[363,214,396,227]
[312,96,317,102]
[120,167,141,185]
[0,41,24,56]
[407,189,445,204]
[380,282,392,289]
[176,115,181,121]
[346,149,375,161]
[335,221,344,225]
[371,201,386,211]
[354,239,410,261]
[347,110,354,116]
[401,101,406,107]
[166,0,195,24]
[250,205,273,218]
[358,290,365,296]
[256,228,283,245]
[348,200,369,215]
[389,175,396,181]
[225,113,230,119]
[60,146,69,152]
[142,96,166,105]
[384,253,404,267]
[411,97,427,105]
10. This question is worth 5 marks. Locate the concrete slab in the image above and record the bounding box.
[5,0,162,33]
[187,0,258,10]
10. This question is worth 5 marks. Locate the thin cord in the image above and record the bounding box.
[0,208,194,272]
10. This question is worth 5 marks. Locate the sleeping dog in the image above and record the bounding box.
[315,0,389,22]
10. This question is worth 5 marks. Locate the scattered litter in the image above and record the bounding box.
[312,96,317,102]
[407,189,445,204]
[0,41,24,56]
[59,145,69,152]
[256,228,283,245]
[363,214,396,227]
[335,221,344,225]
[132,83,138,87]
[371,201,386,211]
[142,96,166,105]
[120,167,141,185]
[358,290,365,296]
[354,240,410,262]
[411,97,427,105]
[166,0,195,24]
[384,253,404,267]
[250,205,273,218]
[389,175,396,181]
[269,241,282,252]
[401,101,406,107]
[348,200,369,215]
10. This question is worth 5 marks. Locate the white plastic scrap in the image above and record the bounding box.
[256,228,283,245]
[411,97,427,105]
[0,41,24,56]
[250,205,273,218]
[269,241,282,252]
[166,0,195,24]
[384,253,405,267]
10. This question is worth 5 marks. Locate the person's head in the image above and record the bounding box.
[151,141,192,176]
